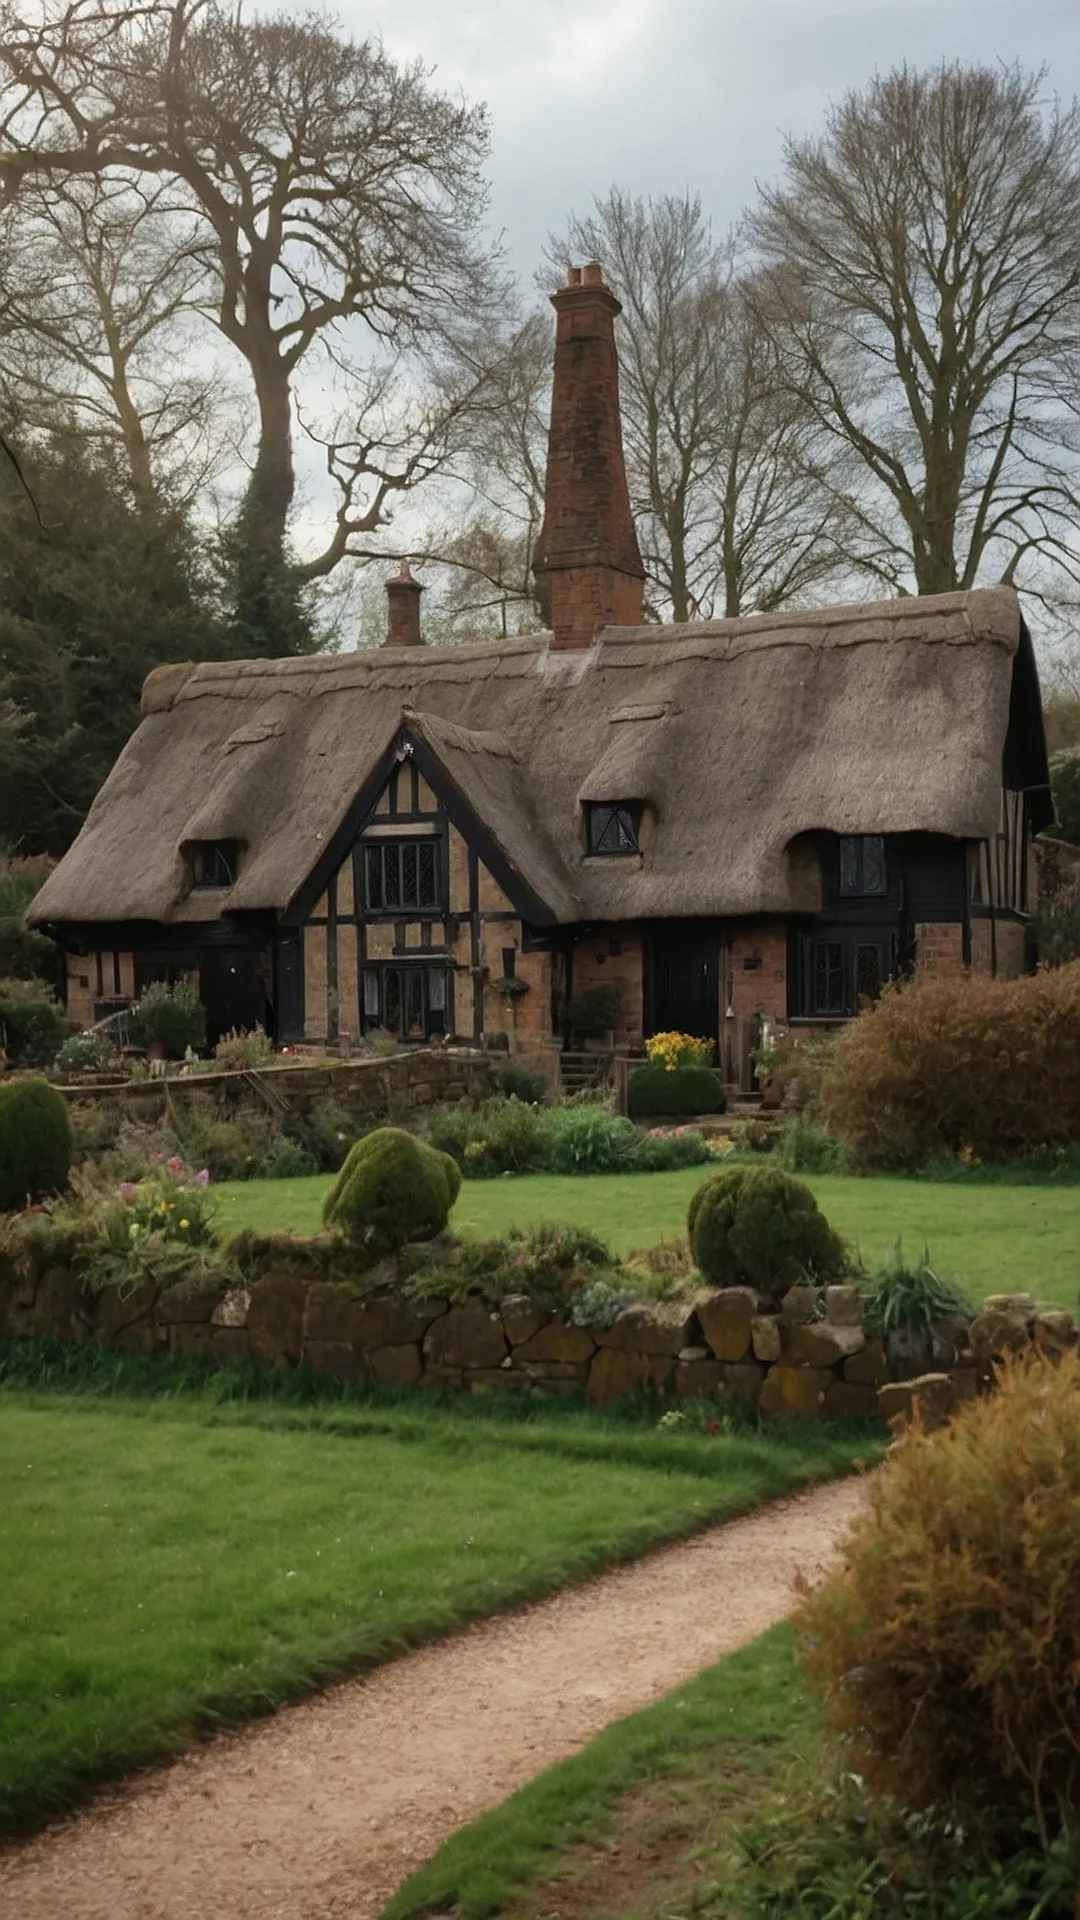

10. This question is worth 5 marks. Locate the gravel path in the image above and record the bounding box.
[0,1474,868,1920]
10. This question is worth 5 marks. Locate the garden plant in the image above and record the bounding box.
[0,1077,73,1210]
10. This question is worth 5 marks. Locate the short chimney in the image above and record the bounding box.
[384,562,423,646]
[532,263,645,650]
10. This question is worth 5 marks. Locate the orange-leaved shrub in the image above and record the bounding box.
[818,963,1080,1168]
[795,1352,1080,1849]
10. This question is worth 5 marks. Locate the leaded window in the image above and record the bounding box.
[190,841,238,888]
[360,964,450,1041]
[363,838,441,912]
[838,835,888,897]
[797,929,895,1018]
[586,803,641,856]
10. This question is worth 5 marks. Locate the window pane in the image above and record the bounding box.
[814,941,844,1013]
[365,846,383,910]
[402,842,418,906]
[362,971,380,1019]
[856,943,884,1003]
[404,969,424,1036]
[419,842,436,907]
[614,806,637,851]
[838,838,859,893]
[862,836,887,895]
[384,968,402,1034]
[384,846,401,907]
[427,968,446,1012]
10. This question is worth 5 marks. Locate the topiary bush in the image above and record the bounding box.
[627,1061,725,1118]
[687,1164,845,1292]
[796,1351,1080,1851]
[322,1126,455,1252]
[819,966,1080,1169]
[0,1077,74,1210]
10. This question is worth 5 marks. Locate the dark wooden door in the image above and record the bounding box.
[199,945,269,1046]
[647,929,719,1049]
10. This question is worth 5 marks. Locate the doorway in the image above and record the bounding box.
[198,945,270,1046]
[645,927,720,1054]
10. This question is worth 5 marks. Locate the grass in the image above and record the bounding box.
[215,1168,1080,1313]
[379,1623,814,1920]
[0,1359,871,1836]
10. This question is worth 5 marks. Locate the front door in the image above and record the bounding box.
[199,945,270,1047]
[646,928,719,1052]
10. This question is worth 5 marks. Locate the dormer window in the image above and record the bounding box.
[587,802,641,856]
[190,841,238,889]
[838,835,887,896]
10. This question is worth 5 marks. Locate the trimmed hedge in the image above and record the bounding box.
[820,965,1080,1169]
[688,1164,845,1292]
[322,1126,455,1252]
[0,998,67,1068]
[627,1062,725,1118]
[0,1077,74,1210]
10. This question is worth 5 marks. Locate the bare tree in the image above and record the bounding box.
[749,62,1080,598]
[545,191,854,621]
[0,0,503,639]
[0,170,240,508]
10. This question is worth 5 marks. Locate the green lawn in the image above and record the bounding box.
[380,1624,816,1920]
[0,1384,867,1835]
[216,1169,1080,1312]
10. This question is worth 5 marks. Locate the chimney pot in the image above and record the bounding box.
[384,561,424,647]
[581,261,603,284]
[567,266,582,286]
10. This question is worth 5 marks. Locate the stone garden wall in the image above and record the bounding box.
[5,1244,1073,1419]
[56,1046,498,1127]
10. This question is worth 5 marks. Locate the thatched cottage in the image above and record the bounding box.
[30,264,1053,1079]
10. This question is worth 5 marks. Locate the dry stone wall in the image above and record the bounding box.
[7,1245,1074,1419]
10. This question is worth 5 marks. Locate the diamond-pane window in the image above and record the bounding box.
[587,803,641,856]
[362,839,443,912]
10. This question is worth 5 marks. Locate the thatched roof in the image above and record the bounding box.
[30,586,1050,931]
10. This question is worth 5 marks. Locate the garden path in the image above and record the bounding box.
[1,1474,868,1920]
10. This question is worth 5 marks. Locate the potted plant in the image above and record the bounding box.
[131,981,207,1061]
[567,981,624,1051]
[750,1022,781,1105]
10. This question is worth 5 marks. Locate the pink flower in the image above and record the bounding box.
[118,1181,135,1200]
[150,1152,163,1164]
[196,1169,210,1187]
[167,1156,183,1174]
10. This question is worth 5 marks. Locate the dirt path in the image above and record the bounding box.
[0,1475,868,1920]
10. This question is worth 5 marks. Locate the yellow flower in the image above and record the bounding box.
[158,1200,167,1214]
[179,1219,190,1230]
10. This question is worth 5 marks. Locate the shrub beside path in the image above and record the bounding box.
[1,1475,868,1920]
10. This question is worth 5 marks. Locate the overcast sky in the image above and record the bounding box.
[355,0,1080,280]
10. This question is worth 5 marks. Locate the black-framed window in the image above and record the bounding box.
[795,927,896,1018]
[586,802,641,856]
[361,963,450,1041]
[838,835,887,896]
[362,838,443,913]
[190,841,238,889]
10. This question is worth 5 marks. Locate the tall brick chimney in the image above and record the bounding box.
[533,263,645,650]
[384,562,423,646]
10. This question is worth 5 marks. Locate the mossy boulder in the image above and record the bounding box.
[0,1077,74,1211]
[688,1165,844,1293]
[322,1127,456,1254]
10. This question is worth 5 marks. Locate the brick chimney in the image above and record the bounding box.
[384,562,423,646]
[533,263,645,649]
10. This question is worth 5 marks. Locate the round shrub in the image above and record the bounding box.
[322,1126,453,1251]
[796,1352,1080,1848]
[131,980,207,1058]
[627,1062,725,1119]
[0,1076,74,1210]
[0,996,68,1068]
[687,1164,845,1291]
[431,1146,462,1207]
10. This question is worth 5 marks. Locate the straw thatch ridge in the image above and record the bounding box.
[30,586,1043,930]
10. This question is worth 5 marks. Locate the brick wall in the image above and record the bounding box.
[970,918,1027,978]
[571,926,644,1046]
[914,922,965,976]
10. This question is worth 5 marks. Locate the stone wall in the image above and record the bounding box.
[6,1244,1072,1420]
[56,1046,498,1129]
